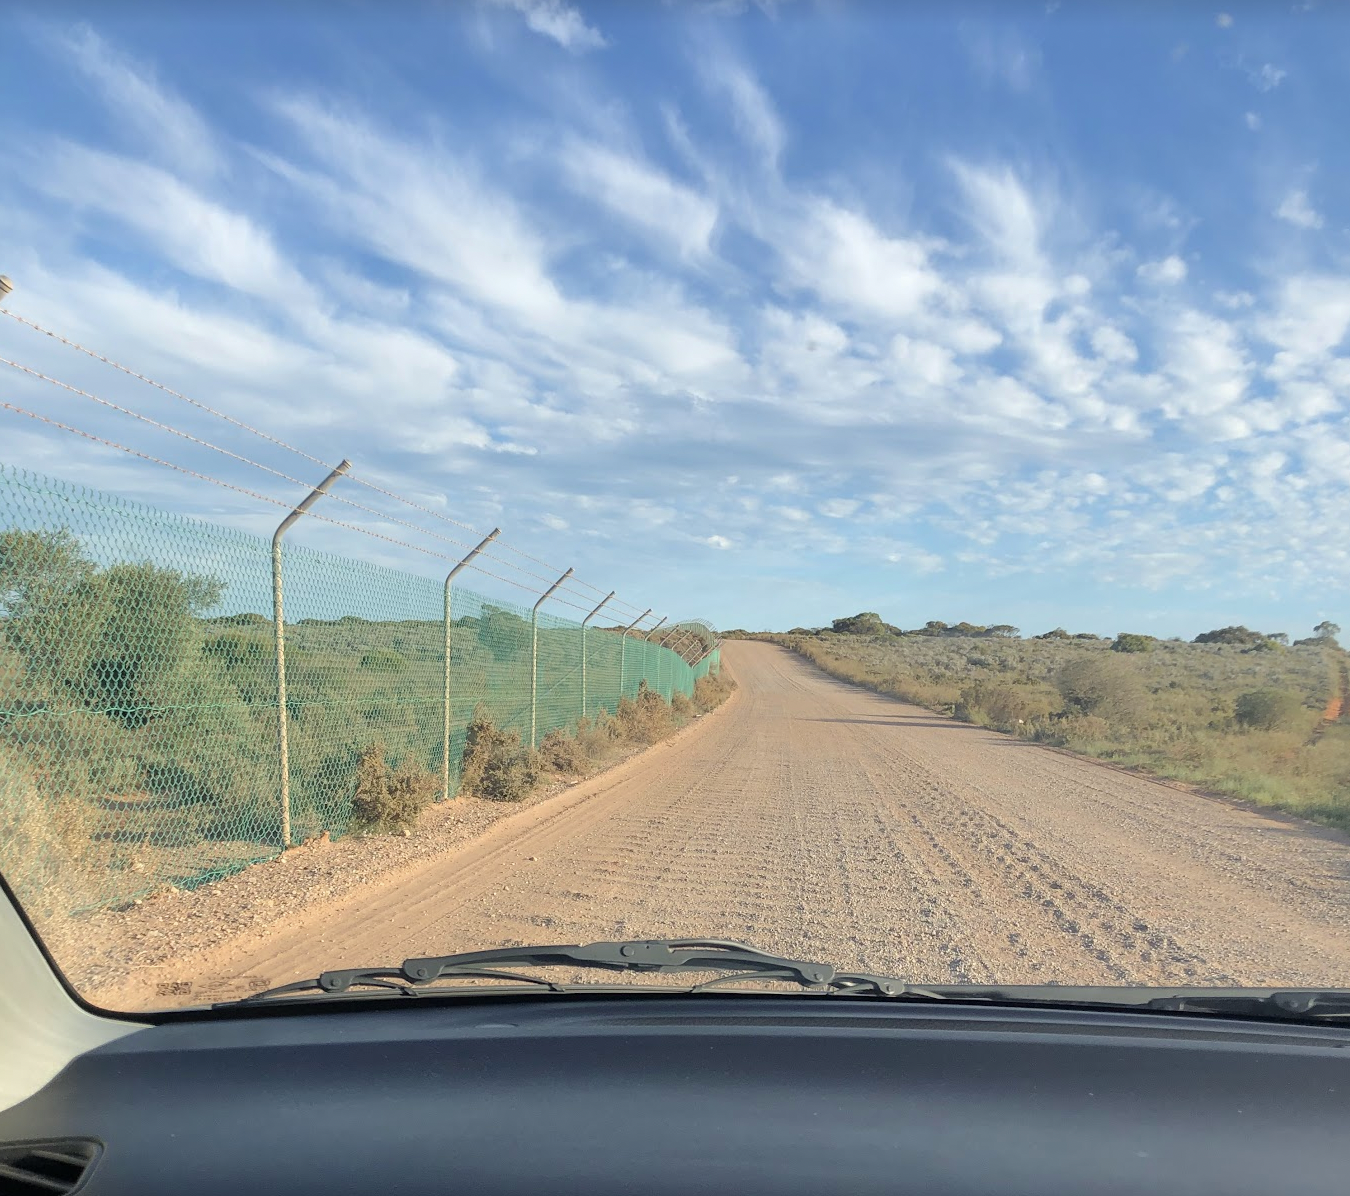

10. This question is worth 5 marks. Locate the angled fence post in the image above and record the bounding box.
[580,591,615,722]
[531,568,573,748]
[618,609,651,703]
[443,528,500,800]
[644,617,668,699]
[272,459,350,848]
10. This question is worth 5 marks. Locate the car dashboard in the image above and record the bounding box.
[0,992,1348,1196]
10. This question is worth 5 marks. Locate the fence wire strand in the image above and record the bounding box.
[1,307,643,613]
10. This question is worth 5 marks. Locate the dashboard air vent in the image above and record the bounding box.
[0,1141,101,1196]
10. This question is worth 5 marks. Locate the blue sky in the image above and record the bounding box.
[1,1,1348,637]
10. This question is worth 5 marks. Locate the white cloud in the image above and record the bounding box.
[1276,188,1323,229]
[1244,111,1261,131]
[34,143,317,309]
[702,56,786,170]
[819,498,861,519]
[1137,255,1187,285]
[540,513,569,530]
[561,140,718,257]
[950,160,1042,264]
[1216,12,1233,28]
[1090,324,1138,364]
[784,199,941,320]
[1250,63,1286,91]
[488,0,606,51]
[705,535,733,549]
[883,547,945,574]
[59,24,219,177]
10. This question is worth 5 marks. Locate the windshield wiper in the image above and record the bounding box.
[231,938,944,1005]
[909,985,1350,1024]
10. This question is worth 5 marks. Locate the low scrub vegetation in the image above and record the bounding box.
[351,741,439,832]
[449,670,736,809]
[770,620,1350,832]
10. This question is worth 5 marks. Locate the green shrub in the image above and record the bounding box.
[1112,633,1155,654]
[1055,657,1149,725]
[1234,689,1304,731]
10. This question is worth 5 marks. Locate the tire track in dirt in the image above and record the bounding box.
[108,642,1350,1008]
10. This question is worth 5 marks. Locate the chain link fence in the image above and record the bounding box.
[0,463,719,918]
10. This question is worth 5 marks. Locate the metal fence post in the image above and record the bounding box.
[531,567,573,748]
[580,591,615,722]
[645,617,668,699]
[642,623,664,696]
[272,459,350,848]
[618,609,651,703]
[443,529,500,800]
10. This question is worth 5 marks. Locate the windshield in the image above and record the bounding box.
[3,2,1350,1014]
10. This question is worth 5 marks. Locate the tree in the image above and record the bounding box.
[478,605,531,661]
[1111,633,1155,654]
[84,561,224,727]
[1,529,107,704]
[0,530,227,723]
[947,621,987,637]
[1315,621,1341,641]
[831,612,888,636]
[987,624,1021,638]
[1036,627,1070,640]
[1194,626,1264,647]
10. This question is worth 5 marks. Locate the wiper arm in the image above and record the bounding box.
[234,939,941,1005]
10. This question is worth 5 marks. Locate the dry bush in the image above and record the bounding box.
[351,741,438,833]
[539,726,588,774]
[1054,656,1149,726]
[954,682,1059,730]
[614,682,676,745]
[458,706,540,803]
[0,746,103,916]
[693,671,735,712]
[671,691,698,720]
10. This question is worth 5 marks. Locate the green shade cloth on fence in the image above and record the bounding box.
[0,463,719,917]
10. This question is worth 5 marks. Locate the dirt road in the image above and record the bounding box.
[152,641,1350,997]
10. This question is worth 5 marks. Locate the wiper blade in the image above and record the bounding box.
[908,985,1350,1024]
[232,939,942,1005]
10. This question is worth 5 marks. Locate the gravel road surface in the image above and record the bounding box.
[117,641,1350,1001]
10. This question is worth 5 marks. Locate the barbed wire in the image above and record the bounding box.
[0,398,613,615]
[0,306,646,612]
[0,353,640,610]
